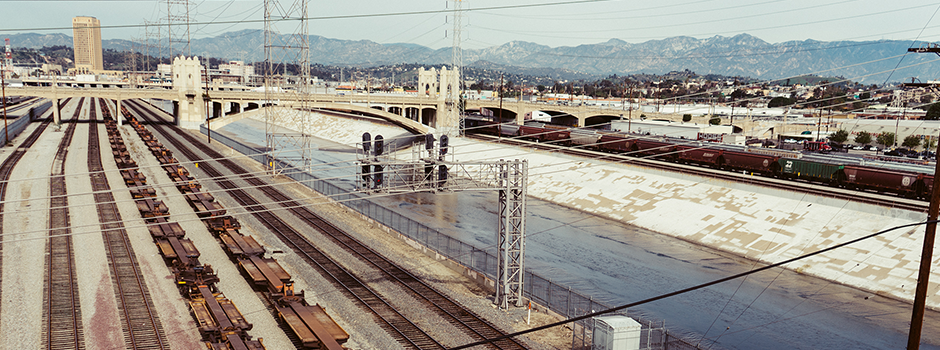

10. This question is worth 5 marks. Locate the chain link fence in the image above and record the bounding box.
[201,126,706,349]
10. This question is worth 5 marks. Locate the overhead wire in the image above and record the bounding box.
[695,5,940,340]
[448,219,940,349]
[0,0,617,33]
[5,50,932,209]
[3,93,932,348]
[3,2,936,344]
[4,94,922,242]
[473,2,940,43]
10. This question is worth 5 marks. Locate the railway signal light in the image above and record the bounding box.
[362,132,371,154]
[374,135,384,157]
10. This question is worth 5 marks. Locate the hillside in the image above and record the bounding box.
[5,30,938,84]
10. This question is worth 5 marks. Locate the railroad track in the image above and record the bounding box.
[130,99,526,349]
[0,97,61,338]
[136,102,450,349]
[87,98,169,350]
[472,133,929,213]
[126,101,442,349]
[44,97,85,350]
[1,96,41,114]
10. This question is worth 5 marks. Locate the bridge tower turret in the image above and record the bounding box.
[417,67,438,97]
[172,56,205,129]
[438,66,460,135]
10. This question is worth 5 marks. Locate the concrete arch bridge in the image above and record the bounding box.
[464,99,630,128]
[5,86,437,134]
[6,86,629,134]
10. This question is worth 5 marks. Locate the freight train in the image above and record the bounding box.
[464,116,936,201]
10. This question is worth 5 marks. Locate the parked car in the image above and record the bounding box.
[853,145,865,150]
[885,149,903,157]
[869,146,879,151]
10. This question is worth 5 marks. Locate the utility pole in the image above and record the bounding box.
[499,72,504,128]
[903,43,940,350]
[2,38,8,145]
[2,71,7,146]
[204,58,211,144]
[816,110,822,142]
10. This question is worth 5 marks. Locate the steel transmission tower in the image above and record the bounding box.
[165,0,192,57]
[496,159,527,309]
[143,20,162,70]
[448,0,465,137]
[264,0,312,175]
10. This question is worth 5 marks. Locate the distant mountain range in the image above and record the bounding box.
[6,30,940,84]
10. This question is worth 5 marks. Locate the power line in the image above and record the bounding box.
[448,219,940,350]
[0,0,615,33]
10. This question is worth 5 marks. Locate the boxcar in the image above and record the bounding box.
[570,129,601,147]
[721,150,780,174]
[634,138,676,158]
[779,159,844,183]
[842,165,923,197]
[596,133,634,153]
[676,144,722,166]
[518,125,570,145]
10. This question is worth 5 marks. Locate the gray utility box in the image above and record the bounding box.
[592,315,641,350]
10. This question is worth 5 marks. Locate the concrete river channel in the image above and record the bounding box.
[215,117,940,350]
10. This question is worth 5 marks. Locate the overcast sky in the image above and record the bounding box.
[2,0,940,49]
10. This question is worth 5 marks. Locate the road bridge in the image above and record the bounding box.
[465,99,630,127]
[8,85,634,130]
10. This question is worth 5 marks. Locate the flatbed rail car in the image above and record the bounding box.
[276,299,349,350]
[100,98,267,349]
[463,116,939,200]
[122,105,347,350]
[189,285,261,348]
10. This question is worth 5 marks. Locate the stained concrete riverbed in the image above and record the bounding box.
[209,110,940,350]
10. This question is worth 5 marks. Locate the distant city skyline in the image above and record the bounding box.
[2,0,940,50]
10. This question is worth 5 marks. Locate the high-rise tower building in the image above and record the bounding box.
[72,16,103,73]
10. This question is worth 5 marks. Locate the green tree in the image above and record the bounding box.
[927,103,940,120]
[855,131,872,146]
[768,96,793,108]
[925,138,937,151]
[682,114,692,122]
[709,116,721,125]
[876,132,896,149]
[902,135,922,149]
[828,129,849,144]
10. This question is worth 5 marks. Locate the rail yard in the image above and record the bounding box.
[0,97,550,349]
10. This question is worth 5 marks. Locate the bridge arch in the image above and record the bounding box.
[478,107,517,123]
[584,115,621,129]
[404,107,420,121]
[314,104,429,134]
[533,110,578,127]
[421,107,437,127]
